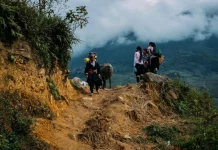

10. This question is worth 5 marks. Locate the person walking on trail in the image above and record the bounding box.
[85,52,102,96]
[133,46,144,82]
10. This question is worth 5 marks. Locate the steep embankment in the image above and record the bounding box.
[0,41,79,113]
[0,41,81,149]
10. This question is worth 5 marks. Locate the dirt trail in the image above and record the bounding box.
[34,84,179,150]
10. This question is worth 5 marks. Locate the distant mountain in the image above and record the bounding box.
[69,36,218,104]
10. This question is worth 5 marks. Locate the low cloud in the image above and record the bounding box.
[67,0,218,56]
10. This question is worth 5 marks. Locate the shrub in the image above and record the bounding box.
[179,123,218,150]
[144,125,179,141]
[0,0,88,71]
[47,78,61,100]
[163,79,216,119]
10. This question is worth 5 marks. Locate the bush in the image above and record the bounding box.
[0,2,21,43]
[144,125,179,141]
[47,78,61,100]
[0,95,49,149]
[179,123,218,150]
[0,0,88,71]
[163,79,216,119]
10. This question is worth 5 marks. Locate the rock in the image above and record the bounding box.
[168,89,178,100]
[0,57,4,64]
[38,83,44,89]
[68,134,76,140]
[71,77,88,92]
[39,68,46,77]
[82,97,93,100]
[124,134,131,139]
[143,72,169,83]
[117,96,124,101]
[31,84,36,89]
[165,90,178,100]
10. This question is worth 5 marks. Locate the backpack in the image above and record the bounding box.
[153,48,164,65]
[153,48,163,57]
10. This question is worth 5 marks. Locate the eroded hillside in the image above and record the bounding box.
[0,41,80,149]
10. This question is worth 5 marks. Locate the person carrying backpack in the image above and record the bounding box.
[133,46,144,82]
[85,52,102,96]
[147,42,164,74]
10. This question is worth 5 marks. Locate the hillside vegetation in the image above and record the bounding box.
[0,0,88,71]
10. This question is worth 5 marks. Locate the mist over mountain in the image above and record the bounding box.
[68,0,218,56]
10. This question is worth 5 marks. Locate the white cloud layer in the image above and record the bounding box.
[67,0,218,55]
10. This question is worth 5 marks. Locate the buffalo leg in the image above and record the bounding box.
[109,78,112,88]
[102,77,106,89]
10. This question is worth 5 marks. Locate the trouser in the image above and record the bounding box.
[135,63,145,82]
[89,81,99,93]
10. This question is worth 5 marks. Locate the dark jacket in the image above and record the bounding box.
[85,61,101,83]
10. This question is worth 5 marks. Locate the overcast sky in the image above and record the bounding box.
[67,0,218,55]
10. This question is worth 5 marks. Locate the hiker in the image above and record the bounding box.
[142,48,149,73]
[84,52,98,63]
[147,42,155,54]
[85,52,102,96]
[133,46,144,82]
[147,42,164,74]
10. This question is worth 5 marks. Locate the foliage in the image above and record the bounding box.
[47,78,61,100]
[180,123,218,150]
[7,54,16,63]
[144,125,179,141]
[0,2,22,42]
[0,94,49,149]
[162,79,217,119]
[145,79,218,150]
[134,136,147,144]
[0,0,88,71]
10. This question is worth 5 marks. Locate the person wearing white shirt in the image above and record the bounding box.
[133,46,144,82]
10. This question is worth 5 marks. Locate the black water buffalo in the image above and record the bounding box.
[100,63,113,89]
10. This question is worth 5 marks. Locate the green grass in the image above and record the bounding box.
[144,125,179,141]
[47,78,61,100]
